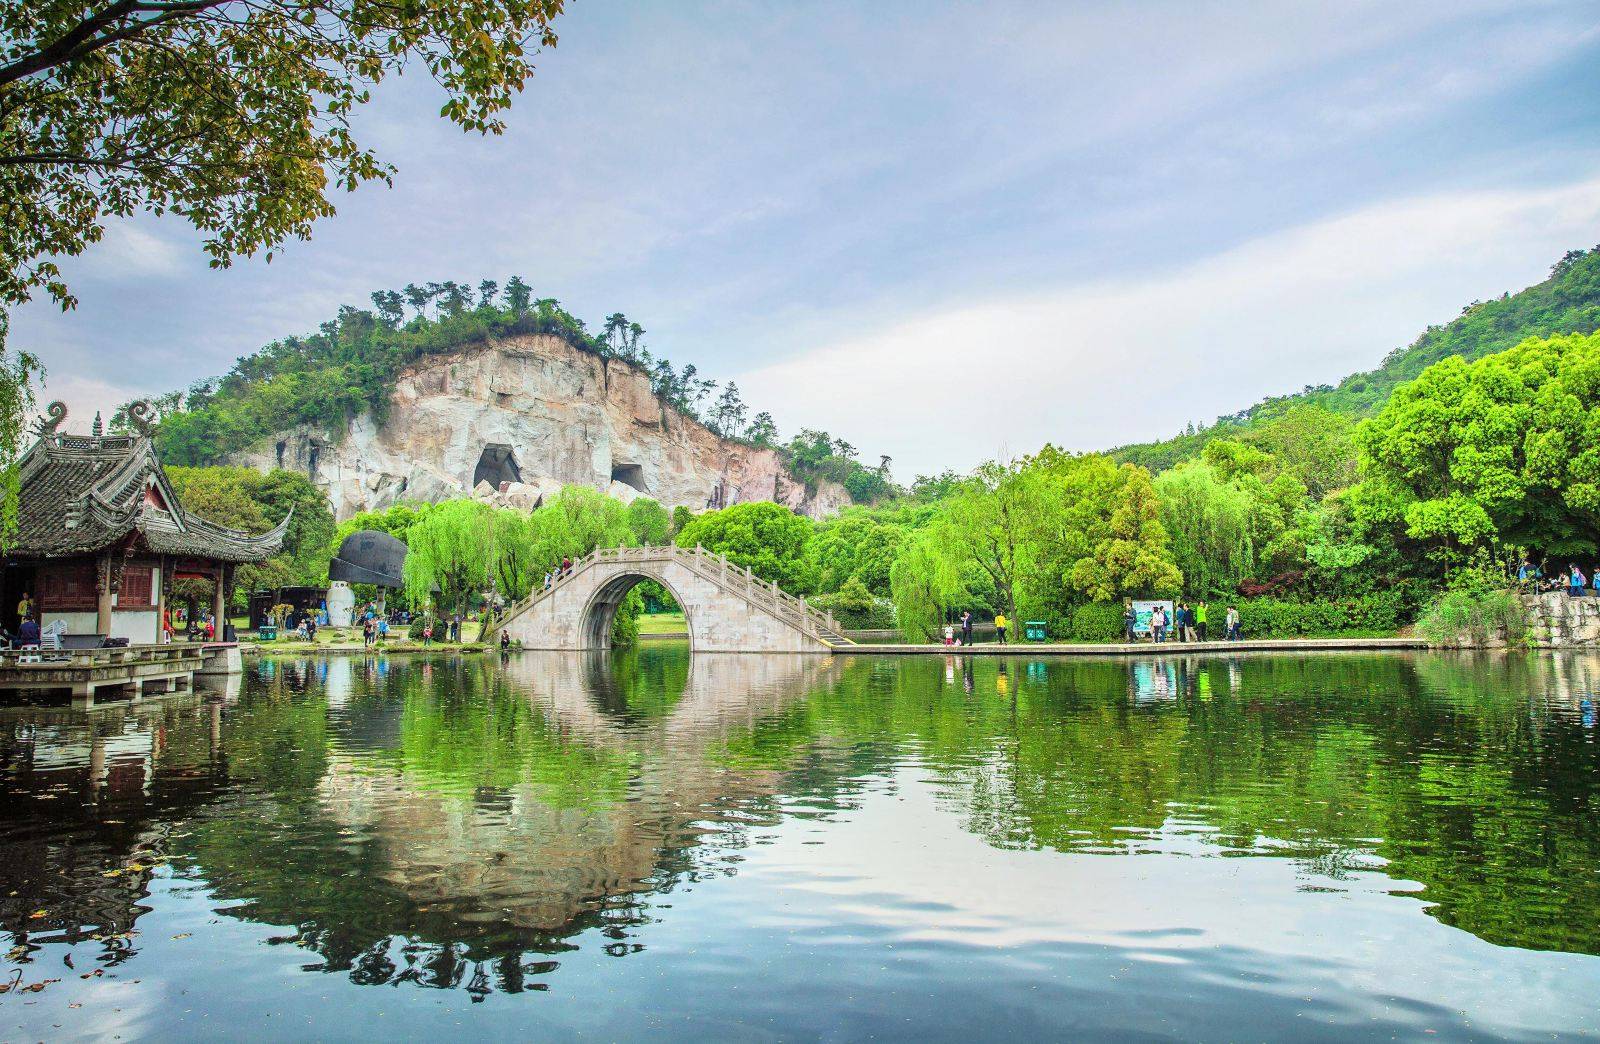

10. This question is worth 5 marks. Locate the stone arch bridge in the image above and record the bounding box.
[492,545,852,653]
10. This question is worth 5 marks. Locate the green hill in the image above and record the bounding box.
[1112,245,1600,473]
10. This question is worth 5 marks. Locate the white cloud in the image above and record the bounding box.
[736,174,1600,478]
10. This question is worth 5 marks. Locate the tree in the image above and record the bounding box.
[746,411,778,448]
[487,508,536,601]
[675,502,815,592]
[626,497,672,546]
[1355,331,1600,563]
[707,382,748,438]
[808,507,916,598]
[0,341,40,545]
[926,462,1032,625]
[0,0,566,330]
[163,464,335,610]
[402,499,494,616]
[525,486,635,569]
[1154,461,1256,598]
[1070,467,1183,600]
[503,276,533,315]
[889,531,967,642]
[370,290,404,330]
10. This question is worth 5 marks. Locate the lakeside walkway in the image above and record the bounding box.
[836,636,1426,656]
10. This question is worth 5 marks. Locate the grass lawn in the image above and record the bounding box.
[638,611,688,635]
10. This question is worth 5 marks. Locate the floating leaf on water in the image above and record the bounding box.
[171,933,192,940]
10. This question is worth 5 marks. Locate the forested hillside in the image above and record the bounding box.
[1114,246,1600,472]
[131,278,895,503]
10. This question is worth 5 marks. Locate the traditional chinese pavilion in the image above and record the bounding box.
[2,402,290,644]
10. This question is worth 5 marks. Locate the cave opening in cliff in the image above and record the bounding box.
[611,463,648,494]
[473,444,522,489]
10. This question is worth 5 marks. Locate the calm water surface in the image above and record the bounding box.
[2,648,1599,1041]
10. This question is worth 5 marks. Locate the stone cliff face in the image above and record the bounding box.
[233,334,851,521]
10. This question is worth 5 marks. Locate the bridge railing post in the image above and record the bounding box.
[720,552,727,583]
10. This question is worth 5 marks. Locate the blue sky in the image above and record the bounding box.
[19,0,1600,478]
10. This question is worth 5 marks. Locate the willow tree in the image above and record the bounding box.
[1154,461,1256,599]
[527,486,636,568]
[402,500,494,617]
[889,532,967,642]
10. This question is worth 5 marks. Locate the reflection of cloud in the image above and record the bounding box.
[759,767,1600,1033]
[739,175,1600,477]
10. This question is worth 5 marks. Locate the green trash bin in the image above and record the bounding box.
[1024,620,1048,642]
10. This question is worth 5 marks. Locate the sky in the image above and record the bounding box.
[17,0,1600,479]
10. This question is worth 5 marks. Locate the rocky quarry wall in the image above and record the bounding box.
[233,334,851,521]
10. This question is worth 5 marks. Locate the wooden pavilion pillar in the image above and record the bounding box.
[95,552,114,635]
[155,556,171,643]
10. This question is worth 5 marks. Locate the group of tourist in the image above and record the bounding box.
[1517,559,1600,598]
[360,615,390,646]
[1126,601,1241,644]
[941,611,978,646]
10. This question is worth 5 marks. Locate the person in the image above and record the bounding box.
[203,615,216,641]
[994,612,1008,645]
[500,629,511,653]
[1194,601,1208,642]
[943,623,955,647]
[423,620,434,645]
[1123,602,1136,643]
[377,616,389,645]
[960,610,973,647]
[1591,567,1600,597]
[162,608,175,644]
[1517,559,1532,587]
[561,556,573,578]
[18,614,40,648]
[1570,564,1585,598]
[1150,604,1166,643]
[452,614,462,642]
[1226,605,1241,641]
[16,591,32,621]
[1179,603,1193,642]
[363,618,374,647]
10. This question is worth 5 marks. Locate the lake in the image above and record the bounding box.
[3,648,1598,1041]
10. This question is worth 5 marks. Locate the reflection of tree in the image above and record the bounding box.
[8,648,1600,999]
[775,652,1600,954]
[173,652,827,994]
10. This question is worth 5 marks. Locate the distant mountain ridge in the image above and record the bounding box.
[1112,245,1600,473]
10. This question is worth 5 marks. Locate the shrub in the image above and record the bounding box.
[813,578,897,630]
[1067,602,1125,642]
[1234,590,1409,637]
[1414,589,1527,647]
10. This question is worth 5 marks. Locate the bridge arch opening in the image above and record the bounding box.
[580,571,693,650]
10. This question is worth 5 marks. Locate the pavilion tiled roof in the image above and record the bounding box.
[11,431,290,562]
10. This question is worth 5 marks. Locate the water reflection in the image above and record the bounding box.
[2,649,1600,1033]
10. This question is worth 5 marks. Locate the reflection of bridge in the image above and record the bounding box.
[494,545,851,653]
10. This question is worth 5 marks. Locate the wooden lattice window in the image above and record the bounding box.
[119,566,155,608]
[39,561,98,612]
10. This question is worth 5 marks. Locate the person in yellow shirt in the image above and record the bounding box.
[17,591,33,621]
[994,613,1008,645]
